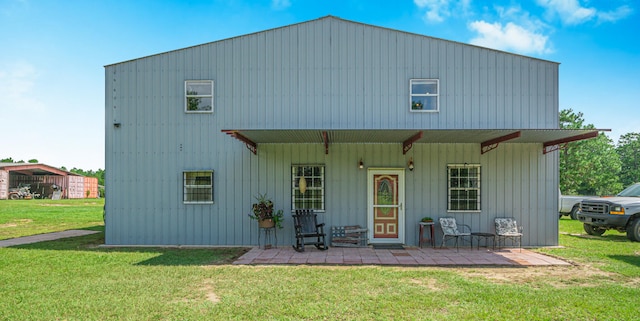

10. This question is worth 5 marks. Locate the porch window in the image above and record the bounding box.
[185,80,213,113]
[447,164,481,211]
[292,165,325,211]
[183,171,213,204]
[410,79,439,112]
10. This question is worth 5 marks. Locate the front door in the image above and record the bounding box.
[367,168,405,244]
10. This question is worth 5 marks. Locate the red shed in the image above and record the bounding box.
[0,163,99,200]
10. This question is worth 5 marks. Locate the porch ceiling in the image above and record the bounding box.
[221,129,608,154]
[223,128,606,143]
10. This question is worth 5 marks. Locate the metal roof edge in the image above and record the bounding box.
[0,163,83,176]
[104,15,333,68]
[105,15,559,68]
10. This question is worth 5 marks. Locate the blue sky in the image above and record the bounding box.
[0,0,638,170]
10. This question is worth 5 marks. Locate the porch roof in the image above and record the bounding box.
[221,128,608,155]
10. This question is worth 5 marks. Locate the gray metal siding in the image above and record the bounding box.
[105,17,560,246]
[105,139,558,246]
[108,17,558,131]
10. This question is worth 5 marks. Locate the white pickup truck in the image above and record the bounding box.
[578,183,640,241]
[559,190,594,219]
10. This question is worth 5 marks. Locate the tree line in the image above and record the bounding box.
[560,109,640,196]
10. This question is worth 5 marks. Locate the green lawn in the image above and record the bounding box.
[541,218,640,278]
[1,200,639,320]
[0,199,103,240]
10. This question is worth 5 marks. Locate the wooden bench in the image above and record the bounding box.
[331,225,368,247]
[292,209,328,252]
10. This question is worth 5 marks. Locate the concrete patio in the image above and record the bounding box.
[0,231,570,267]
[233,246,571,266]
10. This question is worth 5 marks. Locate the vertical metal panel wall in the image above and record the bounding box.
[105,17,559,246]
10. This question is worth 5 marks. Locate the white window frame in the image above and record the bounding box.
[183,171,214,204]
[185,80,214,113]
[410,79,439,112]
[291,165,325,212]
[447,164,481,212]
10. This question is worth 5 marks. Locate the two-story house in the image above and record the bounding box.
[104,16,600,247]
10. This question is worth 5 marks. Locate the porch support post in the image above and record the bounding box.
[481,131,521,154]
[403,131,423,154]
[322,131,329,155]
[542,131,598,154]
[221,130,257,155]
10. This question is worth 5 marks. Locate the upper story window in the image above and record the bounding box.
[292,165,325,211]
[185,80,213,113]
[183,171,214,204]
[410,79,439,112]
[447,164,481,212]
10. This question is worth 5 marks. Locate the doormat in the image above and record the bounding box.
[372,244,405,250]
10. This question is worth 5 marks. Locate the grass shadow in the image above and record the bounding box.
[80,225,105,232]
[609,255,640,267]
[134,247,249,266]
[563,233,631,243]
[8,229,250,266]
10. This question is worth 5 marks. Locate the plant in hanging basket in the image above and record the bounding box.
[248,193,284,229]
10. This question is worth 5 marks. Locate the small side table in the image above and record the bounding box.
[470,232,494,250]
[258,226,277,249]
[419,222,435,248]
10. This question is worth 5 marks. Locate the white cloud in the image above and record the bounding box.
[0,61,45,112]
[271,0,291,10]
[536,0,632,25]
[414,0,449,22]
[597,5,633,23]
[536,0,595,25]
[414,0,470,23]
[469,20,551,55]
[495,4,550,33]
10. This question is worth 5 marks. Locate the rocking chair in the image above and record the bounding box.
[292,209,328,252]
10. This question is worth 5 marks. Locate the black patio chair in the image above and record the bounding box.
[292,209,328,252]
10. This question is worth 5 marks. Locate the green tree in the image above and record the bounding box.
[617,132,640,187]
[559,109,622,195]
[96,169,105,186]
[70,167,105,187]
[28,159,38,163]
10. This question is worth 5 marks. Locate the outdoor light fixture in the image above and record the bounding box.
[408,157,414,171]
[113,122,121,128]
[359,159,364,169]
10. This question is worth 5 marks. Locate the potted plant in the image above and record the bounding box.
[420,216,434,223]
[248,193,284,229]
[411,101,424,110]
